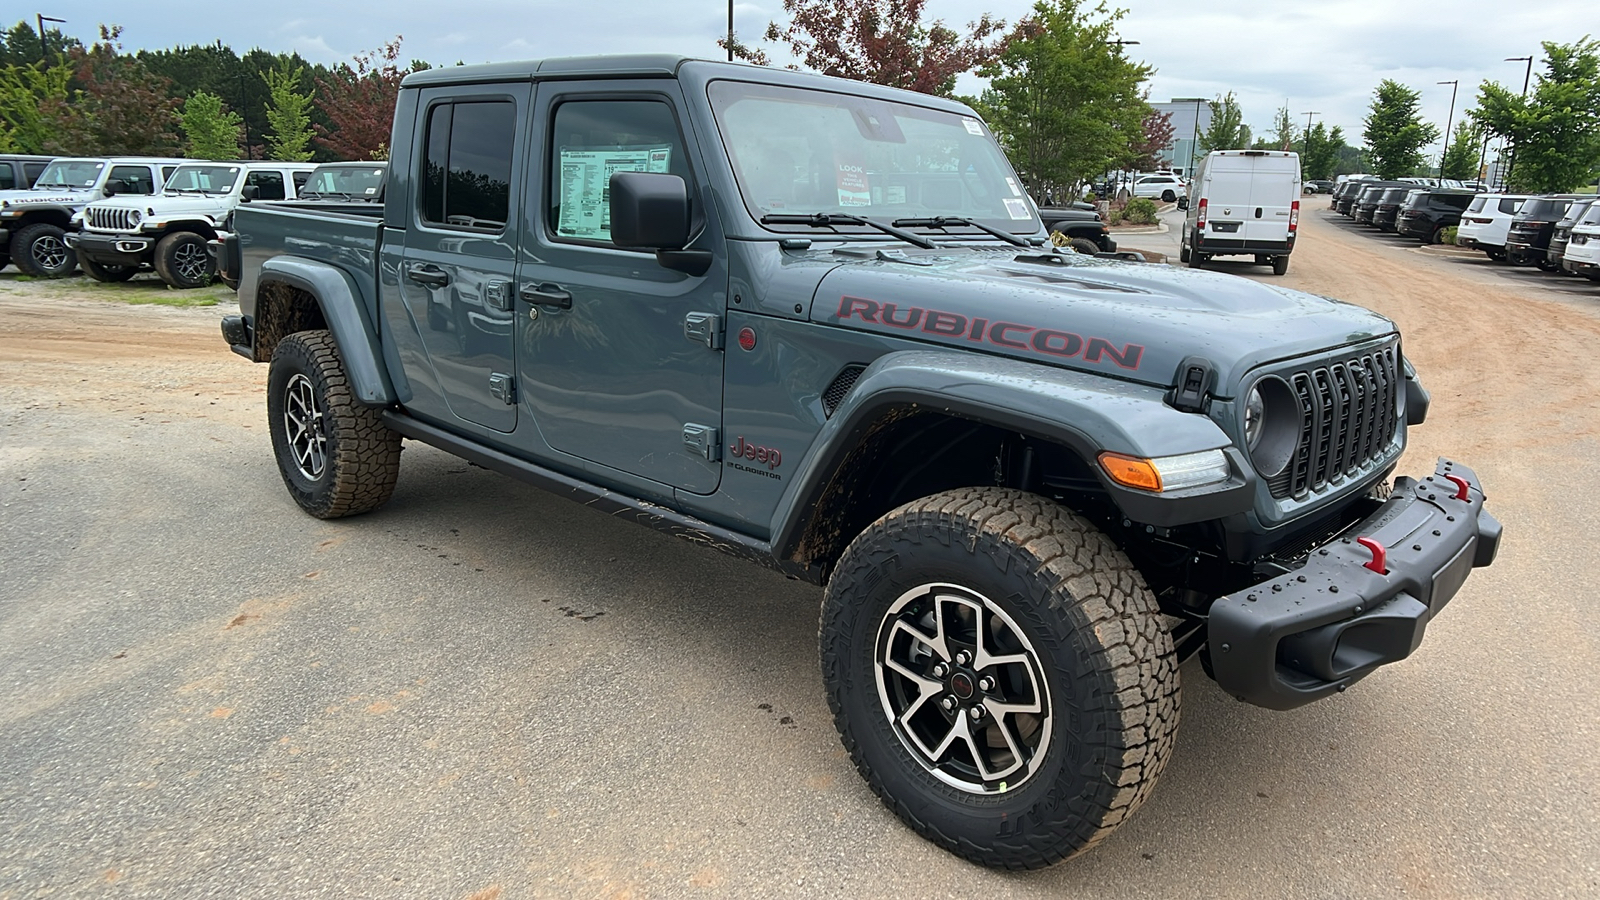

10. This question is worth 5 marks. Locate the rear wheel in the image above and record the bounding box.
[1069,237,1100,256]
[1179,243,1191,263]
[79,255,137,283]
[1161,190,1176,203]
[1486,247,1507,261]
[821,488,1180,869]
[267,331,401,518]
[1428,225,1448,245]
[1271,255,1290,276]
[12,223,76,277]
[153,231,215,289]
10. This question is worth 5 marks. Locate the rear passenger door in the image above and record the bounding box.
[394,84,529,434]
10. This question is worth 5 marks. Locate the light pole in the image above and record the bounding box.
[1502,56,1534,187]
[727,0,734,62]
[36,14,65,66]
[1436,80,1458,180]
[1299,110,1320,161]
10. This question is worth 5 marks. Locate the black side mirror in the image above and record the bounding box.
[241,185,260,202]
[102,181,120,197]
[609,171,710,276]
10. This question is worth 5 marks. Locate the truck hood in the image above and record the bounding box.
[0,188,95,209]
[810,247,1396,393]
[90,196,229,220]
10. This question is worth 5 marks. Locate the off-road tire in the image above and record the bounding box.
[12,223,76,277]
[820,488,1180,869]
[79,255,137,283]
[1069,237,1100,256]
[1271,255,1290,276]
[153,231,215,289]
[267,330,401,518]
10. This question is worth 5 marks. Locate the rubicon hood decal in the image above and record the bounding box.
[838,295,1144,370]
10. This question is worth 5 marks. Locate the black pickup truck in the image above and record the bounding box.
[219,55,1500,869]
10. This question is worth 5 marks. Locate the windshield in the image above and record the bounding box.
[302,166,385,198]
[165,165,241,195]
[33,160,105,189]
[708,80,1035,234]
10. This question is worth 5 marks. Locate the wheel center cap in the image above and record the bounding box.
[949,671,974,700]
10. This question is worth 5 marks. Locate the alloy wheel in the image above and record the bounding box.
[283,373,327,480]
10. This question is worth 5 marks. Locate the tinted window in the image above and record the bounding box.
[1499,198,1525,215]
[1438,194,1473,210]
[293,171,310,192]
[0,167,12,190]
[23,162,48,185]
[246,170,286,201]
[109,165,155,195]
[1583,203,1600,225]
[421,100,515,230]
[549,100,688,243]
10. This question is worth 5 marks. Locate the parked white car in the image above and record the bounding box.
[1559,200,1600,281]
[0,157,185,277]
[68,160,316,288]
[1128,173,1186,203]
[1454,193,1532,262]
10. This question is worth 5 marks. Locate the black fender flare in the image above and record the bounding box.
[770,350,1255,561]
[258,256,395,406]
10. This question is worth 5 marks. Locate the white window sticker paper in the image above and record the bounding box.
[962,118,984,136]
[557,146,672,240]
[1005,177,1022,197]
[1004,198,1031,220]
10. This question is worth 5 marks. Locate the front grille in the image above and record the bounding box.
[1267,344,1400,499]
[85,207,138,232]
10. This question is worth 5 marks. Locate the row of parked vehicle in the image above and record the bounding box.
[0,153,386,289]
[1329,177,1600,281]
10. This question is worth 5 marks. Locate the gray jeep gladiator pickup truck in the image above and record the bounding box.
[221,55,1500,869]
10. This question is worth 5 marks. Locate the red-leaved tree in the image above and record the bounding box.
[314,37,426,160]
[728,0,1009,97]
[41,25,182,156]
[1130,106,1175,171]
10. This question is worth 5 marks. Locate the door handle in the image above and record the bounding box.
[407,265,451,287]
[521,282,572,309]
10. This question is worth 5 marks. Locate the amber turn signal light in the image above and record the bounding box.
[1098,452,1162,492]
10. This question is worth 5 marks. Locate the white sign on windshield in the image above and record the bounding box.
[556,146,672,240]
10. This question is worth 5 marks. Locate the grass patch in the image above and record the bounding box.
[0,272,234,307]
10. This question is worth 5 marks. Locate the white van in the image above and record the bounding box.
[1179,150,1301,275]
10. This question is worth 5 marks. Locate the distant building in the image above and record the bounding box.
[1151,98,1214,176]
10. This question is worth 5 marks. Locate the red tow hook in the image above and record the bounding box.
[1356,536,1388,574]
[1443,474,1471,501]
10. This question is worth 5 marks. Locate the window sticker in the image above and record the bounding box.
[557,146,672,240]
[1005,177,1022,197]
[962,118,984,135]
[835,155,871,207]
[1003,198,1031,220]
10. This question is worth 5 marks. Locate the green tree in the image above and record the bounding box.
[1470,38,1600,192]
[1439,121,1483,181]
[1196,92,1249,154]
[0,62,70,153]
[1268,103,1295,150]
[0,20,80,67]
[262,62,315,160]
[1301,122,1347,180]
[980,0,1153,198]
[180,90,242,159]
[1362,79,1440,180]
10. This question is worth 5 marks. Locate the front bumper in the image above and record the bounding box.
[1208,458,1500,710]
[65,231,153,266]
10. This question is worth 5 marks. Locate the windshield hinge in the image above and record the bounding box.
[1169,356,1214,413]
[684,311,724,350]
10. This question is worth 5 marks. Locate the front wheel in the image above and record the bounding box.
[820,488,1180,869]
[1069,237,1100,256]
[12,223,76,277]
[153,231,215,289]
[79,255,137,283]
[267,331,401,518]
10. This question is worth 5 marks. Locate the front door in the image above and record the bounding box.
[395,84,529,433]
[516,82,726,494]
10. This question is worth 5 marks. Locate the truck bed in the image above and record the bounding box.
[234,202,383,325]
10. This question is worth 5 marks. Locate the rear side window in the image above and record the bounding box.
[1440,194,1472,210]
[246,170,286,201]
[547,99,690,244]
[421,100,516,231]
[1499,198,1524,215]
[108,165,156,195]
[1467,197,1487,213]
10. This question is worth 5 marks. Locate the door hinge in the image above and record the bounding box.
[682,423,720,461]
[488,372,517,405]
[684,311,724,350]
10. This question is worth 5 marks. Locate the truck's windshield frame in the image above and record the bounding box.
[707,80,1038,239]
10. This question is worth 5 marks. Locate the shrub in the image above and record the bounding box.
[1442,226,1458,245]
[1124,197,1159,225]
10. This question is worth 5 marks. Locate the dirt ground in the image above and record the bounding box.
[1,213,1597,898]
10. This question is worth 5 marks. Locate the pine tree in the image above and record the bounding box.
[263,63,315,161]
[181,91,243,160]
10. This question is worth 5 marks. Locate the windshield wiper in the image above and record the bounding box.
[892,216,1030,247]
[760,213,937,249]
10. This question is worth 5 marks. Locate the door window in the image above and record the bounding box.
[292,170,311,193]
[109,165,156,195]
[23,162,48,185]
[245,170,286,200]
[421,100,516,231]
[0,167,12,190]
[546,99,690,244]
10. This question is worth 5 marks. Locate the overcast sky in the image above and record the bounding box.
[30,1,1587,154]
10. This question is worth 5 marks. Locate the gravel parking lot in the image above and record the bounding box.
[3,208,1598,898]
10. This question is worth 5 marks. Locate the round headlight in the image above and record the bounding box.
[1244,376,1301,478]
[129,210,142,225]
[1244,387,1265,450]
